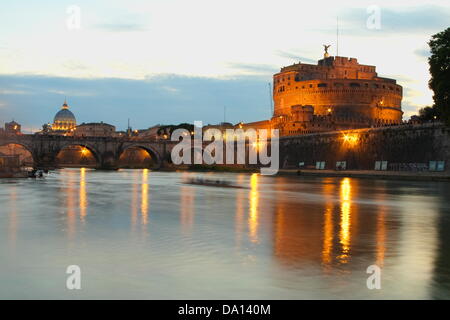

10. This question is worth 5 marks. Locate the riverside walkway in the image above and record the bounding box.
[278,169,450,181]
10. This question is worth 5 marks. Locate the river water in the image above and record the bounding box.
[0,168,449,299]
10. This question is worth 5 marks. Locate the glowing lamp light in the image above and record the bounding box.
[252,140,265,150]
[342,133,359,146]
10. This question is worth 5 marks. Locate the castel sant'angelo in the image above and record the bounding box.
[242,46,403,136]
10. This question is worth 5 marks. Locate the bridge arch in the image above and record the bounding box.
[118,143,162,169]
[55,142,102,168]
[0,142,36,166]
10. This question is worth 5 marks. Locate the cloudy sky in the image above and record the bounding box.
[0,0,449,132]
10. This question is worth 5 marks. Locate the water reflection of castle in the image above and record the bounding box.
[225,174,393,269]
[271,177,391,268]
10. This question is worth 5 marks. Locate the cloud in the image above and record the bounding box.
[226,63,278,75]
[402,101,429,119]
[382,74,416,86]
[0,73,271,131]
[47,89,96,97]
[0,89,30,95]
[275,50,317,64]
[403,87,425,99]
[159,86,180,94]
[62,60,90,71]
[414,48,431,58]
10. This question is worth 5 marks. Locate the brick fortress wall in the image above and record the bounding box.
[272,56,403,133]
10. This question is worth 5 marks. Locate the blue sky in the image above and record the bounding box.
[0,0,449,132]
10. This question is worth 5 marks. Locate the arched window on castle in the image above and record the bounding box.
[318,83,327,88]
[350,83,360,88]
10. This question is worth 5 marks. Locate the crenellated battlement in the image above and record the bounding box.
[272,54,403,133]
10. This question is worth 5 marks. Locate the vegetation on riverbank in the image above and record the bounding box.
[417,27,450,124]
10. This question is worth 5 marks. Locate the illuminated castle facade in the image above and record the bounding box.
[241,49,403,136]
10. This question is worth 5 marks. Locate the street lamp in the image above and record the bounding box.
[342,133,359,147]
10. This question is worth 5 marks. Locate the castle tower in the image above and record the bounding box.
[272,51,403,129]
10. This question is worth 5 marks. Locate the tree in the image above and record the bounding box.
[157,123,194,137]
[428,27,450,125]
[418,106,438,121]
[42,123,50,133]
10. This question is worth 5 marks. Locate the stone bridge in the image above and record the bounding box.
[2,123,449,172]
[0,134,179,169]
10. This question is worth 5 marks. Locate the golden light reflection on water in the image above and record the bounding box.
[180,185,195,233]
[79,168,87,222]
[131,170,139,229]
[62,169,90,237]
[321,179,335,267]
[2,169,446,298]
[235,174,246,248]
[66,170,77,239]
[338,177,352,264]
[141,169,149,225]
[322,207,333,265]
[249,173,259,243]
[376,209,386,267]
[372,185,387,267]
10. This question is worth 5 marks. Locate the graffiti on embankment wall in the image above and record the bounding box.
[280,123,450,171]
